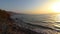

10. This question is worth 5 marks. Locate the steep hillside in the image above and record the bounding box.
[0,9,39,34]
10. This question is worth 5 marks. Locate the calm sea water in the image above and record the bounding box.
[11,14,60,31]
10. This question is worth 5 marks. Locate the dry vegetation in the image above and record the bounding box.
[0,9,59,34]
[0,9,26,34]
[0,9,39,34]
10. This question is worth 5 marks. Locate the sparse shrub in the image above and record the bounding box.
[0,9,10,20]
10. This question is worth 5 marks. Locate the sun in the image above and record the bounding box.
[50,2,60,13]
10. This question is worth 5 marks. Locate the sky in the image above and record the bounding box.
[0,0,59,14]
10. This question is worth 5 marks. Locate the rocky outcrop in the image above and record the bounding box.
[0,9,39,34]
[0,9,10,20]
[0,9,60,34]
[0,9,25,34]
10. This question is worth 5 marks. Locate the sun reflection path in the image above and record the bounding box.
[52,14,60,31]
[55,14,60,22]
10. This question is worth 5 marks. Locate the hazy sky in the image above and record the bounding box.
[0,0,59,14]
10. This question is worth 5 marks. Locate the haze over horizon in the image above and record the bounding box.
[0,0,60,14]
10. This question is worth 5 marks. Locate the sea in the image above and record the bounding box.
[11,14,60,34]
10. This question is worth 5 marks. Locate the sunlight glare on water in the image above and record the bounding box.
[55,14,60,22]
[53,14,60,31]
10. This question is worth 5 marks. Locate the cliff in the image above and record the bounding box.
[0,9,39,34]
[0,9,59,34]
